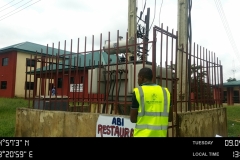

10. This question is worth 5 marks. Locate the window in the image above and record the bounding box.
[74,57,77,66]
[57,78,62,88]
[1,81,7,89]
[26,58,36,67]
[70,77,74,83]
[25,82,34,90]
[81,76,84,83]
[2,58,8,66]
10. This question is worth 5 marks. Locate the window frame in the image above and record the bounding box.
[26,58,36,67]
[0,81,7,89]
[70,77,74,84]
[25,82,34,90]
[81,76,84,83]
[2,58,8,66]
[57,78,62,88]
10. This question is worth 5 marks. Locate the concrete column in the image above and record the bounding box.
[239,87,240,103]
[227,88,230,105]
[177,0,189,112]
[214,88,221,104]
[230,87,234,105]
[128,0,137,58]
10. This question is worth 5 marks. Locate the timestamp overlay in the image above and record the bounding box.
[191,138,240,159]
[0,137,239,158]
[0,138,33,159]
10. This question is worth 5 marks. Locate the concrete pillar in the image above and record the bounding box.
[214,88,221,104]
[128,0,137,58]
[177,0,189,112]
[239,87,240,103]
[230,87,234,105]
[227,88,230,105]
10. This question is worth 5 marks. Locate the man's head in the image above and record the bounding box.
[138,67,153,86]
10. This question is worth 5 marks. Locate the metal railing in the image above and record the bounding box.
[25,23,224,136]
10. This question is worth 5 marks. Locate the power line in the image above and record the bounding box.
[137,0,146,24]
[0,0,41,21]
[217,0,239,59]
[0,0,24,13]
[148,0,156,33]
[214,0,240,63]
[158,0,163,27]
[214,0,240,79]
[0,0,16,9]
[142,0,147,17]
[148,0,163,52]
[0,0,34,19]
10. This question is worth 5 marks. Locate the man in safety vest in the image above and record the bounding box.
[130,67,171,137]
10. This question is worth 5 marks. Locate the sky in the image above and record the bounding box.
[0,0,239,82]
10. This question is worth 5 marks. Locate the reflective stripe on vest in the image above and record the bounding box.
[135,86,169,131]
[135,125,168,130]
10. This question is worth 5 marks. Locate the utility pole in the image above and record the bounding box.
[177,0,189,112]
[143,8,150,62]
[128,0,137,61]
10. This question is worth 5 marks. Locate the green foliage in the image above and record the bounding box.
[190,64,215,105]
[227,105,240,137]
[0,98,30,137]
[226,77,237,82]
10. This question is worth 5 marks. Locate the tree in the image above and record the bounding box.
[226,77,236,82]
[167,63,214,106]
[190,64,214,105]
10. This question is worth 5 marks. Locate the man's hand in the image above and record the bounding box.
[130,108,138,123]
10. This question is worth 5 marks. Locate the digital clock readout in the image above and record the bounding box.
[225,140,240,147]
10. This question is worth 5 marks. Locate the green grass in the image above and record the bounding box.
[226,105,240,137]
[0,97,30,137]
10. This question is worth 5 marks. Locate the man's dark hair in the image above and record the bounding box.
[138,67,153,80]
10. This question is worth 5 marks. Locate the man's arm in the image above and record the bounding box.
[130,91,139,123]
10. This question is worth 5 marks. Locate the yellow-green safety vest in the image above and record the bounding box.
[133,84,170,137]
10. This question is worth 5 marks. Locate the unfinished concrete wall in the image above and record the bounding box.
[177,107,227,137]
[15,108,131,137]
[15,107,227,137]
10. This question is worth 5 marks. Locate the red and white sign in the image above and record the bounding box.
[96,115,136,137]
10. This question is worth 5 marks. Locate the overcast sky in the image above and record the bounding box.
[0,0,239,82]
